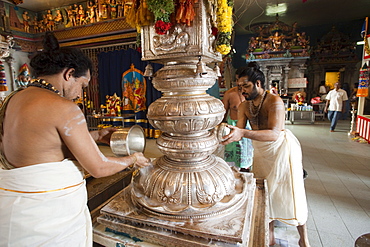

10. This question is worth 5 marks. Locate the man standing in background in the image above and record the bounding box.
[222,66,253,172]
[324,82,348,132]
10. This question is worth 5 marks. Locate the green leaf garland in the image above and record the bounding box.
[147,0,175,22]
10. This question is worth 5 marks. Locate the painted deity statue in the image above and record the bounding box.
[110,0,118,19]
[117,0,124,17]
[15,63,31,88]
[293,91,305,104]
[42,14,48,30]
[297,32,309,48]
[87,0,97,23]
[269,31,285,51]
[46,10,54,31]
[22,11,30,32]
[54,9,63,28]
[72,4,79,25]
[66,6,76,27]
[32,16,39,33]
[78,5,87,25]
[106,93,122,116]
[100,1,109,20]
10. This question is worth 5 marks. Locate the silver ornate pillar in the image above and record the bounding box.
[98,1,256,245]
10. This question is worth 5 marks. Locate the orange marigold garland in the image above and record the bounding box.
[136,0,154,26]
[125,0,140,29]
[125,0,154,50]
[126,0,154,29]
[175,0,198,26]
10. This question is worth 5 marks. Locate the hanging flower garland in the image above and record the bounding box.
[147,0,175,35]
[136,0,155,27]
[176,0,198,26]
[126,0,140,30]
[126,0,234,51]
[215,0,233,55]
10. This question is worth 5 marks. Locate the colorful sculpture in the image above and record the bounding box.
[293,91,306,104]
[110,0,118,19]
[22,11,30,32]
[15,63,31,88]
[87,0,97,23]
[78,5,87,25]
[121,64,146,112]
[66,5,76,27]
[246,15,310,59]
[106,93,122,116]
[54,9,63,27]
[46,10,54,31]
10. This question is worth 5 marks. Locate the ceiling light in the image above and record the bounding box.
[266,3,287,16]
[356,40,365,45]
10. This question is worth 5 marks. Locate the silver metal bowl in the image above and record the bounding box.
[110,125,146,156]
[214,122,231,142]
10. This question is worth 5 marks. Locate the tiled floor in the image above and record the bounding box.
[284,118,370,247]
[142,118,370,247]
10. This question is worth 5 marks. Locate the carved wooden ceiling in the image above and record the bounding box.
[7,0,370,35]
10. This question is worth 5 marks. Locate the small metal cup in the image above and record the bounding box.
[214,122,231,142]
[110,125,146,156]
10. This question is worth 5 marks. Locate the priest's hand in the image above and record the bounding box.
[130,152,152,168]
[90,127,117,145]
[220,125,244,145]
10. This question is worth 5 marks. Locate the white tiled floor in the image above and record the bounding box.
[285,118,370,247]
[143,118,370,247]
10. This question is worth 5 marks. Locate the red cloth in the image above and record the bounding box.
[311,97,321,104]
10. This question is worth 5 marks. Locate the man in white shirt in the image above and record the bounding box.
[324,82,348,132]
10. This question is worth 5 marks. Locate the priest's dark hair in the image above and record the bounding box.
[30,31,92,78]
[235,66,247,79]
[238,61,265,88]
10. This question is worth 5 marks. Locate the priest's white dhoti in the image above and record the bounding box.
[252,129,308,226]
[0,160,92,247]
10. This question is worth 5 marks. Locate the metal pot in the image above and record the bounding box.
[110,125,146,156]
[214,122,231,142]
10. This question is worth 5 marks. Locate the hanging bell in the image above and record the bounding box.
[144,63,153,77]
[196,57,208,76]
[214,63,221,77]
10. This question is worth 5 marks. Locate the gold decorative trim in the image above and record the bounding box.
[13,18,136,50]
[59,33,136,47]
[0,181,84,194]
[365,35,370,56]
[54,19,134,42]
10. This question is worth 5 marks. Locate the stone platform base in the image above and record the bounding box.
[97,173,258,247]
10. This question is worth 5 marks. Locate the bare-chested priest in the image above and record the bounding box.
[221,62,311,247]
[222,66,253,171]
[0,32,152,246]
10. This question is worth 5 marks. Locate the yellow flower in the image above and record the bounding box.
[216,44,231,55]
[216,0,233,55]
